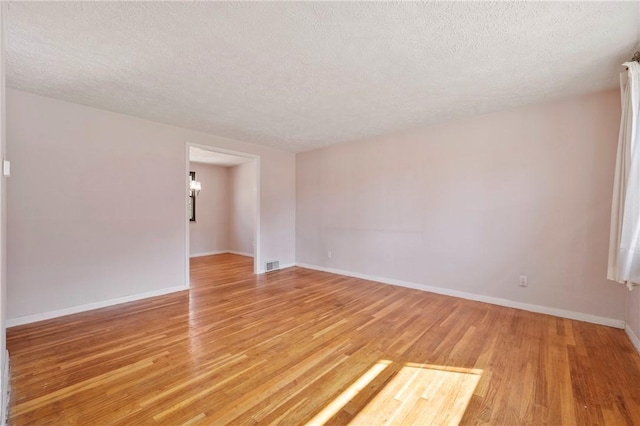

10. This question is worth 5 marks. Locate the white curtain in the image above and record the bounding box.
[608,61,640,291]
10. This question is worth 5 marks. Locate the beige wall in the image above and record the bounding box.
[229,161,256,256]
[0,4,6,416]
[189,162,229,256]
[296,89,627,322]
[6,86,633,333]
[7,89,295,322]
[629,291,640,342]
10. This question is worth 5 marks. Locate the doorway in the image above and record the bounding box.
[185,143,260,286]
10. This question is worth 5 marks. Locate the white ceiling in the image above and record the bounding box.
[6,2,639,152]
[189,147,252,167]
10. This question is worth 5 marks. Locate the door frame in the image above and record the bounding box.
[185,142,261,287]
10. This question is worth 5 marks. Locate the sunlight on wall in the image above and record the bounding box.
[306,361,482,425]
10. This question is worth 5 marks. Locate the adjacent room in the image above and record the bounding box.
[1,1,640,425]
[188,146,258,267]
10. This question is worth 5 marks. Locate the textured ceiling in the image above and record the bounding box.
[6,2,639,152]
[190,147,252,167]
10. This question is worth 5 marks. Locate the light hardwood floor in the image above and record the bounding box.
[7,254,640,425]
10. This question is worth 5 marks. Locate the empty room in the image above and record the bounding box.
[1,1,640,425]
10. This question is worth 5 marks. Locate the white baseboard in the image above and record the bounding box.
[7,285,189,327]
[190,250,255,258]
[296,263,626,329]
[227,251,254,258]
[1,350,8,426]
[279,263,296,270]
[189,250,228,258]
[625,324,640,353]
[258,262,296,274]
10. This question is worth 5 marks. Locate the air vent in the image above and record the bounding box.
[265,261,280,272]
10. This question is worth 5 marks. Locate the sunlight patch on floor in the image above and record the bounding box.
[351,363,482,425]
[306,361,482,426]
[306,360,393,426]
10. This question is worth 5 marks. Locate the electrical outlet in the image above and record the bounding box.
[327,251,332,258]
[519,275,528,287]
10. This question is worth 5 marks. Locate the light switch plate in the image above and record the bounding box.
[2,160,9,177]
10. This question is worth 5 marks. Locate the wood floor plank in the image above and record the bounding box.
[7,253,640,424]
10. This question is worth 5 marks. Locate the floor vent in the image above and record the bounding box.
[265,261,280,272]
